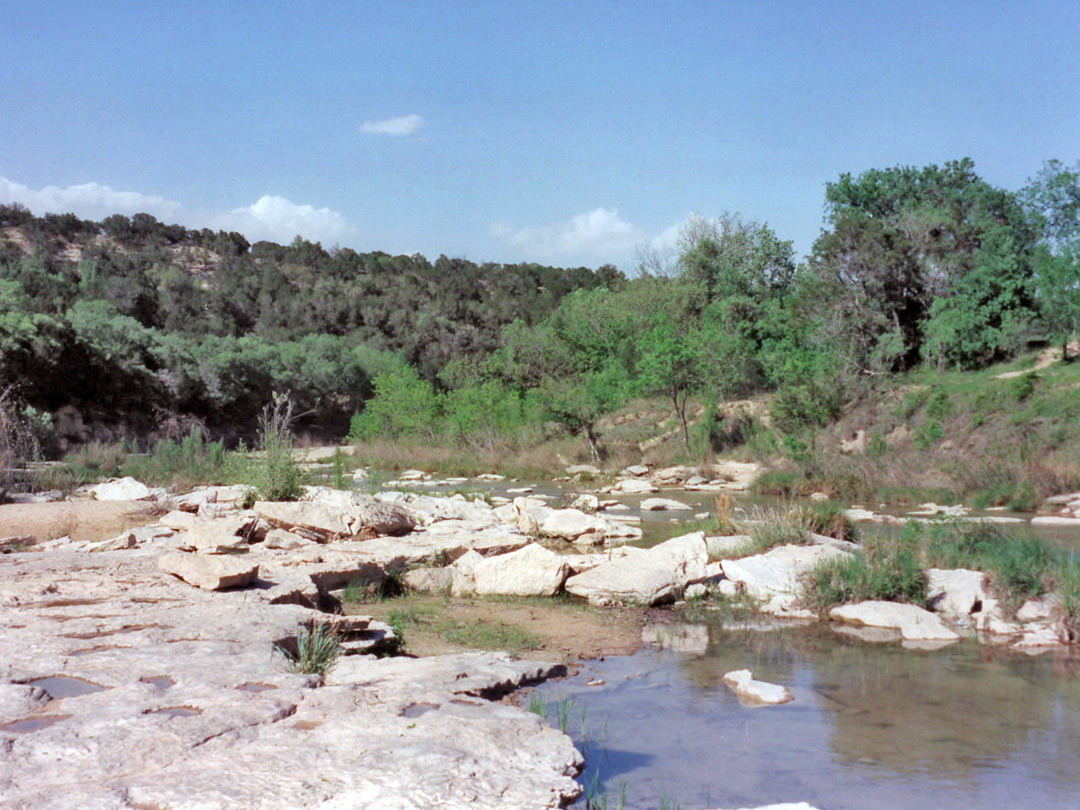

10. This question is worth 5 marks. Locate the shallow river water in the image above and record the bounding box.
[536,620,1080,810]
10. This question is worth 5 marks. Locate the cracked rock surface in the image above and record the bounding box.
[0,546,581,809]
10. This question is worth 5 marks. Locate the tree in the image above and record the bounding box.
[636,316,705,446]
[1022,160,1080,360]
[812,159,1036,370]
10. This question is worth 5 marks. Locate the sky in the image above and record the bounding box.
[2,1,1079,271]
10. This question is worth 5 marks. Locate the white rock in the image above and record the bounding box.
[721,544,851,611]
[566,464,602,476]
[622,464,649,477]
[403,566,454,594]
[399,469,428,481]
[262,528,314,550]
[1031,515,1080,527]
[158,553,260,590]
[571,493,599,513]
[1016,595,1060,623]
[564,532,707,606]
[830,601,961,642]
[926,568,993,618]
[722,669,793,705]
[458,543,570,597]
[640,497,693,511]
[609,478,658,494]
[88,477,154,501]
[539,508,609,543]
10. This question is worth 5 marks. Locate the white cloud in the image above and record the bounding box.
[489,208,643,260]
[212,195,358,246]
[0,176,183,222]
[359,114,424,136]
[0,175,359,247]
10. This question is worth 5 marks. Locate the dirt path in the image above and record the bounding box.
[0,500,160,543]
[995,339,1080,379]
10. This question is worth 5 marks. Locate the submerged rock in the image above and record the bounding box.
[722,669,794,705]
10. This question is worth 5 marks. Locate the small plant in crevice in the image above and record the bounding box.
[277,623,341,678]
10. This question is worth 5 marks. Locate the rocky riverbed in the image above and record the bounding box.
[3,461,1077,809]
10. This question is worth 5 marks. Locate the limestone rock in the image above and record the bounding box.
[262,527,314,550]
[86,476,155,501]
[566,464,601,476]
[622,464,649,477]
[721,543,851,613]
[159,552,259,590]
[539,508,609,543]
[564,531,706,606]
[609,478,658,495]
[722,669,794,705]
[455,543,570,598]
[256,493,416,541]
[403,566,454,594]
[640,497,693,511]
[571,493,599,513]
[175,515,255,553]
[830,601,961,642]
[926,568,994,619]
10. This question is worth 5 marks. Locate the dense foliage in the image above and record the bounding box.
[1,156,1077,462]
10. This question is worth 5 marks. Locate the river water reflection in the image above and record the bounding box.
[537,621,1080,809]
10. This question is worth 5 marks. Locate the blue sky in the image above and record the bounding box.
[2,1,1078,271]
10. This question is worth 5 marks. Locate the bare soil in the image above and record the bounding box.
[353,594,649,663]
[0,500,161,543]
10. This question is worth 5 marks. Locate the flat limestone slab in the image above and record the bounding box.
[830,600,961,642]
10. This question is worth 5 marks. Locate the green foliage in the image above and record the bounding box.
[242,394,304,501]
[348,364,440,442]
[277,623,340,677]
[122,427,227,489]
[1007,373,1038,402]
[803,533,927,613]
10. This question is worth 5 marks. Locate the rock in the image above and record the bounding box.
[91,524,175,552]
[456,543,570,597]
[539,508,609,544]
[829,601,961,642]
[721,544,852,613]
[809,491,829,501]
[640,497,693,511]
[399,469,428,481]
[684,583,709,600]
[175,515,256,553]
[1016,595,1060,623]
[475,472,506,481]
[571,493,599,513]
[609,478,658,494]
[0,549,580,809]
[908,502,969,518]
[158,509,200,530]
[708,804,820,810]
[403,566,454,594]
[256,493,416,541]
[722,669,793,705]
[158,553,260,590]
[926,568,994,619]
[86,477,155,501]
[622,464,649,477]
[564,532,707,606]
[262,528,315,550]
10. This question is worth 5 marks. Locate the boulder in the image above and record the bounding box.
[721,544,851,613]
[722,669,793,706]
[564,532,707,606]
[829,601,961,642]
[622,464,649,477]
[86,477,155,501]
[175,515,256,553]
[158,553,259,591]
[262,528,314,550]
[566,464,601,476]
[458,543,570,597]
[640,497,693,512]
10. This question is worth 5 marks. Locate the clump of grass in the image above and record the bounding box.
[437,617,541,654]
[527,691,547,717]
[277,623,340,678]
[122,427,227,489]
[742,505,813,553]
[233,393,306,501]
[341,569,405,604]
[802,532,926,613]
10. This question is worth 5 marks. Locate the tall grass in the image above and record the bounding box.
[277,623,340,678]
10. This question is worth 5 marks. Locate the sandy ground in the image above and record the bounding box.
[0,500,161,543]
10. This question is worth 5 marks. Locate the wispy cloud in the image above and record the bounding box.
[359,113,424,136]
[489,208,643,260]
[0,175,359,247]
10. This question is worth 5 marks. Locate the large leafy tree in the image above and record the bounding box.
[812,159,1036,370]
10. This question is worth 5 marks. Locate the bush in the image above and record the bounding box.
[241,393,303,501]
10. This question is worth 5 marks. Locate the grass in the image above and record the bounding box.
[380,597,542,655]
[277,623,341,678]
[802,519,1080,620]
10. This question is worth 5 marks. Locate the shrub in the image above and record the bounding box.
[803,533,926,613]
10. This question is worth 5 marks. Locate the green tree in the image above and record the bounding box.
[636,316,705,446]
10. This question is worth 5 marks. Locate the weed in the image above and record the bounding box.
[552,697,577,733]
[659,793,683,810]
[1008,373,1038,403]
[277,623,340,678]
[527,691,547,717]
[924,388,953,419]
